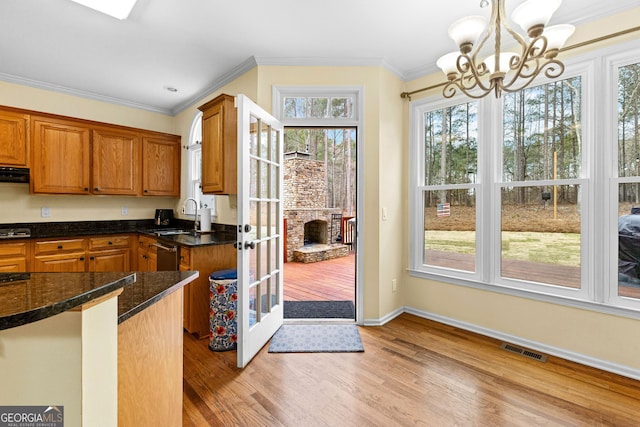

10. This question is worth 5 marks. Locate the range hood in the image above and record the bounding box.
[0,167,29,183]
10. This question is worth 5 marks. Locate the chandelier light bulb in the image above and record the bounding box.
[448,16,487,54]
[511,0,562,38]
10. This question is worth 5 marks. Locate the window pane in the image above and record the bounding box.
[330,97,353,118]
[501,185,581,288]
[503,77,582,182]
[618,62,640,178]
[424,102,478,185]
[423,188,476,272]
[617,62,640,300]
[283,97,306,118]
[307,97,329,118]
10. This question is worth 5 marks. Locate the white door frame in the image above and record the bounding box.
[272,85,364,325]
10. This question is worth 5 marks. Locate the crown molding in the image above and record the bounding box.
[0,72,173,115]
[171,56,258,115]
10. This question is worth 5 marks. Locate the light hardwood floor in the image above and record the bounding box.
[182,313,640,426]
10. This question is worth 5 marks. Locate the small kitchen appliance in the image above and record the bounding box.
[154,209,174,226]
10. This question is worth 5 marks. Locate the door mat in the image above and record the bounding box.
[268,324,364,353]
[283,300,355,319]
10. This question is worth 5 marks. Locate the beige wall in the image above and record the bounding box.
[402,7,640,371]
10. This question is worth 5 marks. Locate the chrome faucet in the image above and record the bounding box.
[184,198,199,232]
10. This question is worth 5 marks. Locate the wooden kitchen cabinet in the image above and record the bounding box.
[181,243,236,338]
[198,94,237,195]
[92,128,141,196]
[137,235,158,271]
[142,134,181,197]
[0,110,29,167]
[88,235,132,272]
[31,117,91,195]
[0,240,29,272]
[32,238,87,272]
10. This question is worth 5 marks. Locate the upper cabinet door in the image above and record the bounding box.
[92,128,141,196]
[199,94,237,194]
[142,134,181,197]
[31,117,91,194]
[0,111,29,167]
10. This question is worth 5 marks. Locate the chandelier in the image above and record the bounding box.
[436,0,575,99]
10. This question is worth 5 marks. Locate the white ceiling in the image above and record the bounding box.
[0,0,638,115]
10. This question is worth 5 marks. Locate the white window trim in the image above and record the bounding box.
[185,111,216,219]
[409,39,640,321]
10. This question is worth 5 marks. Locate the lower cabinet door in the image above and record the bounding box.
[33,254,86,272]
[89,249,130,272]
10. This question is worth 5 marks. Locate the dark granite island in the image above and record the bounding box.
[0,271,198,427]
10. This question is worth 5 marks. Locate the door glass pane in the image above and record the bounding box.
[259,241,268,284]
[250,115,259,156]
[250,158,259,198]
[249,283,257,327]
[260,161,269,198]
[271,128,279,162]
[260,278,270,317]
[501,185,581,288]
[423,189,476,272]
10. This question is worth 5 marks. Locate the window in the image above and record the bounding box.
[613,54,640,308]
[186,112,215,217]
[409,40,640,316]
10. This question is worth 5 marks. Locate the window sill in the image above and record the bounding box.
[408,268,640,321]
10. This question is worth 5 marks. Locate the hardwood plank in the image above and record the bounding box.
[183,313,640,426]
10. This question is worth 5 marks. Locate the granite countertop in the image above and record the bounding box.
[0,271,199,330]
[0,219,237,247]
[118,271,199,323]
[0,272,135,330]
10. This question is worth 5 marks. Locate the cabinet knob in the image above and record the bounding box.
[57,245,63,249]
[144,189,148,193]
[90,256,95,260]
[108,241,113,245]
[84,187,89,191]
[94,187,99,192]
[80,257,85,261]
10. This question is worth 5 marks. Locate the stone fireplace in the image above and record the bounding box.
[284,152,349,263]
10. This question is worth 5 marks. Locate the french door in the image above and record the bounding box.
[236,94,284,368]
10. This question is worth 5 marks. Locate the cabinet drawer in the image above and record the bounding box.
[0,242,28,258]
[179,247,190,267]
[89,235,131,250]
[34,238,85,254]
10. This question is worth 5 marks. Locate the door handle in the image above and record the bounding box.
[244,241,256,250]
[152,242,177,252]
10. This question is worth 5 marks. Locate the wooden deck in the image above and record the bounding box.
[283,252,355,302]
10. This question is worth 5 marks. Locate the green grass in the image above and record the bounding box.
[425,230,580,267]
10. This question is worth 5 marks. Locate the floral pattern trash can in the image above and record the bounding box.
[209,269,238,351]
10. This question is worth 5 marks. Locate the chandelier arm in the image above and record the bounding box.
[501,60,566,94]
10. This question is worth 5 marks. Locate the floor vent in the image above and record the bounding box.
[500,343,547,362]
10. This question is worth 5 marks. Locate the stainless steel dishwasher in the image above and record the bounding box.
[155,241,179,271]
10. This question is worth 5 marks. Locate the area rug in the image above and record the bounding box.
[268,324,364,353]
[283,300,355,319]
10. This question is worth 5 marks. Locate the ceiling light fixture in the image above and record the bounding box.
[70,0,138,20]
[436,0,575,99]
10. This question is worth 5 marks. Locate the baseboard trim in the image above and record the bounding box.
[402,306,640,381]
[363,306,404,326]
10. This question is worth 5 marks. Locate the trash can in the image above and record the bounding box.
[209,269,238,351]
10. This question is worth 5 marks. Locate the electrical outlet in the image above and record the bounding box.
[41,207,51,218]
[392,278,397,293]
[121,206,128,216]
